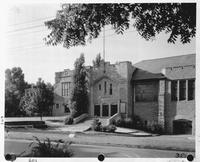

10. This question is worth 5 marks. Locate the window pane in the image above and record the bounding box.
[62,82,71,96]
[104,81,107,94]
[111,104,117,116]
[102,105,109,116]
[99,84,101,90]
[171,81,178,101]
[179,80,186,100]
[188,80,195,100]
[94,105,100,116]
[110,84,112,95]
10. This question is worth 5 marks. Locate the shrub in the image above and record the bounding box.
[91,118,102,131]
[115,118,124,127]
[132,115,143,129]
[104,124,116,133]
[23,136,73,157]
[64,116,74,125]
[124,118,133,128]
[152,123,163,134]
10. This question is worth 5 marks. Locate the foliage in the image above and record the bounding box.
[70,54,89,117]
[91,118,102,131]
[92,53,104,67]
[5,67,29,117]
[102,124,116,133]
[23,136,73,157]
[45,3,196,48]
[64,116,74,125]
[20,78,54,119]
[145,123,164,134]
[132,115,144,129]
[91,118,116,133]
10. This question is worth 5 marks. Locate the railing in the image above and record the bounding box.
[73,113,89,124]
[107,113,121,125]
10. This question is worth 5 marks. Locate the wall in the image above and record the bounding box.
[134,102,158,124]
[133,80,159,126]
[53,69,73,116]
[165,80,195,134]
[89,61,135,117]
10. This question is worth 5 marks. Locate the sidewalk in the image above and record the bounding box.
[5,130,195,152]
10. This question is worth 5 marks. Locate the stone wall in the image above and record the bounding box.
[89,61,135,117]
[53,69,74,116]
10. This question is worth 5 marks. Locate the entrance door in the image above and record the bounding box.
[94,105,100,117]
[102,105,109,117]
[111,104,118,116]
[173,120,192,134]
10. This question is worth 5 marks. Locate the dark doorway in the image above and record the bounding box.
[94,105,100,117]
[173,119,192,134]
[64,105,70,113]
[111,104,118,116]
[102,105,109,117]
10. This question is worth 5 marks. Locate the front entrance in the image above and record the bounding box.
[94,105,100,117]
[102,105,109,117]
[111,104,118,116]
[173,119,192,134]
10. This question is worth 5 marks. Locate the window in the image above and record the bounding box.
[171,81,178,101]
[188,80,195,100]
[111,104,117,116]
[99,84,101,90]
[56,104,59,109]
[179,80,186,100]
[102,104,109,116]
[62,82,71,96]
[104,81,107,94]
[109,84,112,95]
[94,105,100,116]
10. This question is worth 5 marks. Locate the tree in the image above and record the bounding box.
[45,3,196,48]
[5,67,29,117]
[70,54,88,117]
[92,53,104,67]
[20,78,54,120]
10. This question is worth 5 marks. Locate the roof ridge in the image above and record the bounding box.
[136,53,195,63]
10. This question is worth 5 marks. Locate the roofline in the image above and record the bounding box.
[133,53,195,65]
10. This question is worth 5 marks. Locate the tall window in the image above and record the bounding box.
[99,84,101,90]
[171,81,178,101]
[179,80,186,100]
[104,81,107,94]
[109,84,112,95]
[62,82,71,96]
[188,80,195,100]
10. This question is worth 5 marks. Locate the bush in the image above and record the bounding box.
[91,118,102,131]
[124,118,133,128]
[23,136,73,157]
[115,118,124,127]
[64,116,74,125]
[91,119,116,133]
[132,115,143,129]
[152,123,163,134]
[102,124,116,133]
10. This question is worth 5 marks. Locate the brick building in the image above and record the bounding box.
[53,54,195,134]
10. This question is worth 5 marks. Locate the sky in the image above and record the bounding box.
[4,3,196,85]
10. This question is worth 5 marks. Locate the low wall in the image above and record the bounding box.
[73,113,89,124]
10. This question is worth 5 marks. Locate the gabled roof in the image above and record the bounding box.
[132,54,195,80]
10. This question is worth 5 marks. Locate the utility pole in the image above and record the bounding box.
[103,26,106,73]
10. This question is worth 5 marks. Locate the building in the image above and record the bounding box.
[53,54,195,134]
[52,69,74,116]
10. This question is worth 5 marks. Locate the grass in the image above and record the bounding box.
[22,136,73,157]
